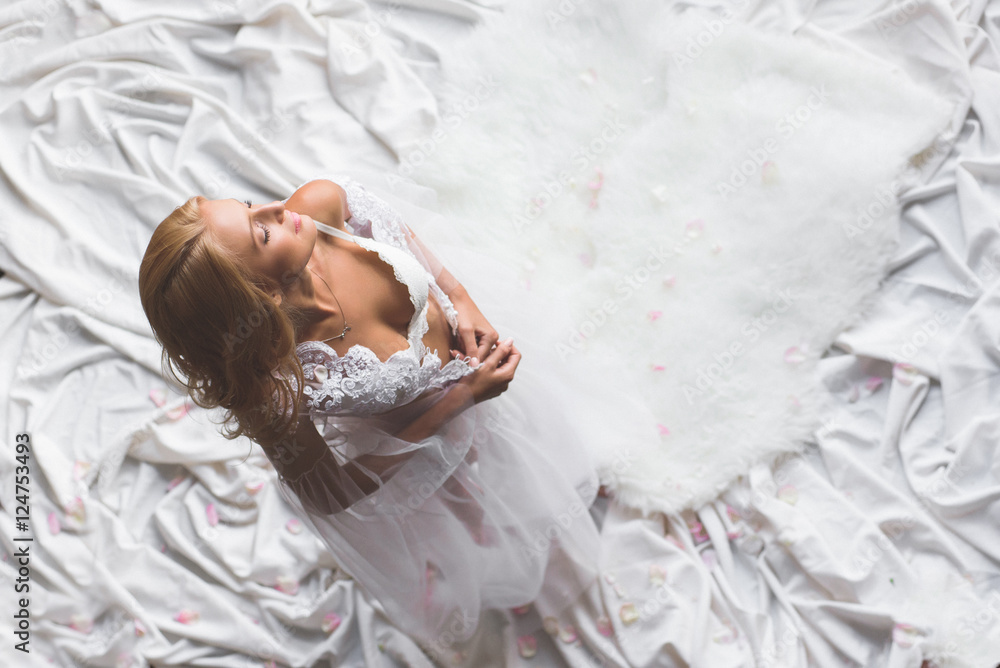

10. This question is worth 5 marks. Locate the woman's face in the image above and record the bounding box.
[200,198,317,294]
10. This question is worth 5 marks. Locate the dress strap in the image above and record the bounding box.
[313,218,357,243]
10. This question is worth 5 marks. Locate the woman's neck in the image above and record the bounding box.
[291,244,347,342]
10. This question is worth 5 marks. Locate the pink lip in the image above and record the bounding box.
[292,212,301,233]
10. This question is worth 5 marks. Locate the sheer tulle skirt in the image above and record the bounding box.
[275,363,602,650]
[273,180,605,650]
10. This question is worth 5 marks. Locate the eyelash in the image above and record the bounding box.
[244,199,270,244]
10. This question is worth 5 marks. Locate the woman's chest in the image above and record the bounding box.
[311,239,454,367]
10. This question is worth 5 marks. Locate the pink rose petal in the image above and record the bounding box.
[685,219,704,238]
[65,497,85,524]
[275,575,299,595]
[777,484,798,505]
[761,161,779,185]
[245,480,265,495]
[149,388,167,407]
[865,376,884,393]
[663,275,676,288]
[648,310,663,322]
[596,614,613,636]
[205,503,219,527]
[134,619,147,637]
[893,363,919,386]
[657,424,671,436]
[286,518,303,535]
[167,475,185,491]
[893,622,919,648]
[588,168,604,191]
[322,612,342,633]
[619,603,639,625]
[649,564,667,586]
[558,623,578,643]
[174,609,199,624]
[651,364,666,371]
[166,401,190,421]
[784,346,806,365]
[518,634,537,658]
[689,521,709,544]
[70,613,93,633]
[511,604,531,615]
[73,461,91,481]
[48,512,61,535]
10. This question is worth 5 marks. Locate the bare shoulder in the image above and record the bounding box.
[286,179,352,227]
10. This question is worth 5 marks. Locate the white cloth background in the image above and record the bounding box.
[0,0,999,667]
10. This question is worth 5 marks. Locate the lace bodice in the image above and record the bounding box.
[289,176,474,418]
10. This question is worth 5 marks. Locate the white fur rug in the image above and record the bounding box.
[397,1,955,517]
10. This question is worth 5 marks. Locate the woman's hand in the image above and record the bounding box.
[457,338,521,404]
[447,287,499,363]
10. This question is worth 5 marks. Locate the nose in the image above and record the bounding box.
[260,200,285,223]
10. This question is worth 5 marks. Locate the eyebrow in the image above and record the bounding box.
[228,198,257,251]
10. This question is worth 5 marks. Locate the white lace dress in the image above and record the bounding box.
[264,174,603,653]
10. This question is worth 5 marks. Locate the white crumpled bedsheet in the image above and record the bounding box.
[1,0,999,666]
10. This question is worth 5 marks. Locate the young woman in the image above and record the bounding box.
[138,174,603,654]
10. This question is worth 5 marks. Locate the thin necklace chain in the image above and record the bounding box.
[309,266,351,343]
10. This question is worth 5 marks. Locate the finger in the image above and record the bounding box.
[459,327,477,359]
[502,347,521,376]
[485,338,513,366]
[477,330,499,361]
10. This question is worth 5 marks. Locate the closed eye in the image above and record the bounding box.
[243,199,269,244]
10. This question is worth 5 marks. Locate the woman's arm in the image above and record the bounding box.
[392,382,475,443]
[262,382,477,515]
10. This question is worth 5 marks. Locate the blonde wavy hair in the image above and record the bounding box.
[138,196,305,447]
